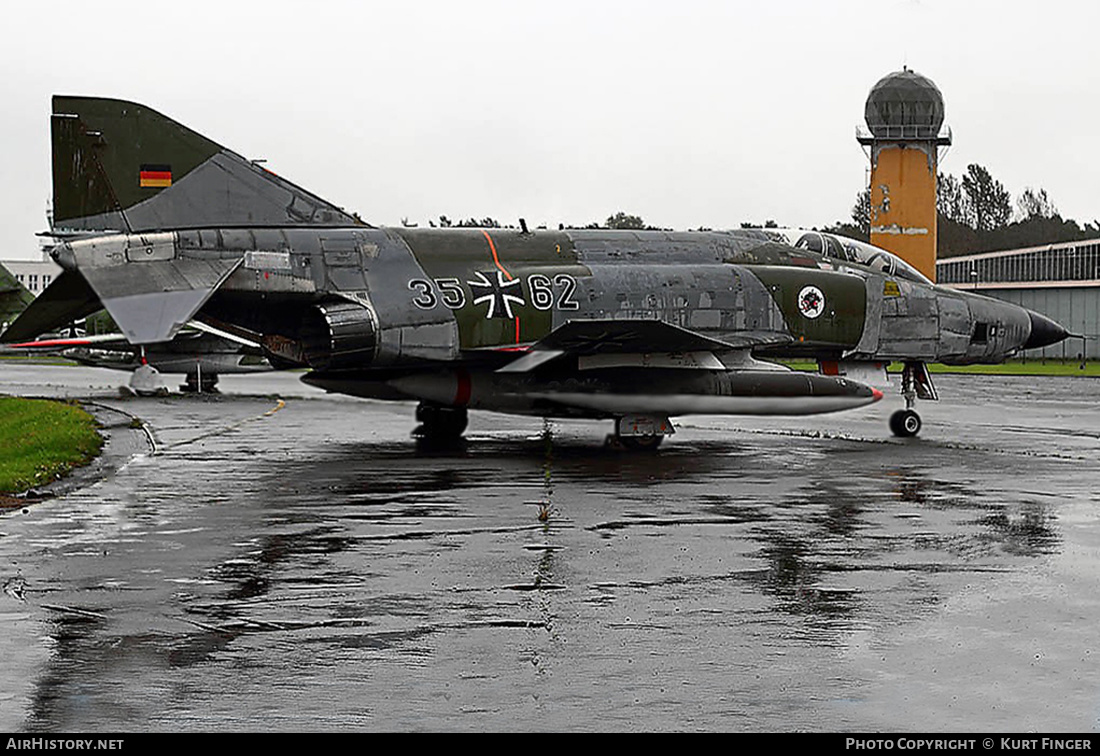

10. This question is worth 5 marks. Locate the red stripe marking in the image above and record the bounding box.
[139,171,172,181]
[9,339,92,348]
[481,231,512,281]
[482,230,521,345]
[454,368,472,407]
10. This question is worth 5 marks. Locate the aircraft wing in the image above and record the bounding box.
[497,318,791,373]
[0,271,101,342]
[0,262,34,328]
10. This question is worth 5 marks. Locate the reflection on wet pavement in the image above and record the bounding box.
[0,366,1097,730]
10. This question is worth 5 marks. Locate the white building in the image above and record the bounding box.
[3,237,63,296]
[938,238,1100,359]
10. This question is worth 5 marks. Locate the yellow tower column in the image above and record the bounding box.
[857,68,951,282]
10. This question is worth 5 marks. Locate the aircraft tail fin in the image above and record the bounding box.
[50,95,364,235]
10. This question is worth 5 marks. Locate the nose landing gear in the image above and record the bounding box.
[890,361,937,438]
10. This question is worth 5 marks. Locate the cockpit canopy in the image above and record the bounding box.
[759,229,932,285]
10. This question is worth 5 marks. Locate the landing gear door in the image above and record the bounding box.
[819,359,891,390]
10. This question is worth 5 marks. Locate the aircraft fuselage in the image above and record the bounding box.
[43,225,1064,422]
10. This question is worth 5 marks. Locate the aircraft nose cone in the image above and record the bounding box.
[1024,310,1069,350]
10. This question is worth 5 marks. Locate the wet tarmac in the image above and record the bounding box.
[0,363,1098,732]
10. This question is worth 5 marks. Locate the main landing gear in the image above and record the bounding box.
[180,370,220,394]
[610,415,673,451]
[413,402,468,442]
[889,361,937,438]
[617,434,664,451]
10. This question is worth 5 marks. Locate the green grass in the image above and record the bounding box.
[780,358,1099,376]
[924,359,1100,376]
[0,354,78,366]
[0,397,104,494]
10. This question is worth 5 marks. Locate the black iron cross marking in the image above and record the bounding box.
[467,270,525,319]
[559,330,635,353]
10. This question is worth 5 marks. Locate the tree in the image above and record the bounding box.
[934,167,1092,257]
[1017,187,1058,220]
[605,211,645,230]
[454,217,501,228]
[960,164,1012,232]
[937,172,971,226]
[851,187,871,237]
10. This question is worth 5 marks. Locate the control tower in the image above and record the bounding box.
[858,68,951,281]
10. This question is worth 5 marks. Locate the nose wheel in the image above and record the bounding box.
[889,408,922,437]
[890,362,936,438]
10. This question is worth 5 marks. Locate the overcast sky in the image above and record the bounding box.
[0,0,1097,259]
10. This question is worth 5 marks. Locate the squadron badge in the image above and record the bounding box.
[797,285,826,319]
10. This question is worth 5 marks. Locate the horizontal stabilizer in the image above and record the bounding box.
[0,271,101,342]
[79,256,242,344]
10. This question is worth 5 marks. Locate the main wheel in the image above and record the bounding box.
[181,371,220,394]
[613,416,668,451]
[619,434,664,451]
[889,409,922,438]
[413,403,468,440]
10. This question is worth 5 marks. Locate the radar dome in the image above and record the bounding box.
[864,68,945,139]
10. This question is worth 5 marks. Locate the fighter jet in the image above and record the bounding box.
[0,261,268,394]
[0,261,34,334]
[3,95,1069,446]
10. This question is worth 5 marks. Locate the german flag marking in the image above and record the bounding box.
[139,164,172,188]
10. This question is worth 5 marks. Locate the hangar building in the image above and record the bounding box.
[937,239,1100,359]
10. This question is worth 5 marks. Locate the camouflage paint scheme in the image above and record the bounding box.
[4,96,1069,435]
[0,262,34,332]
